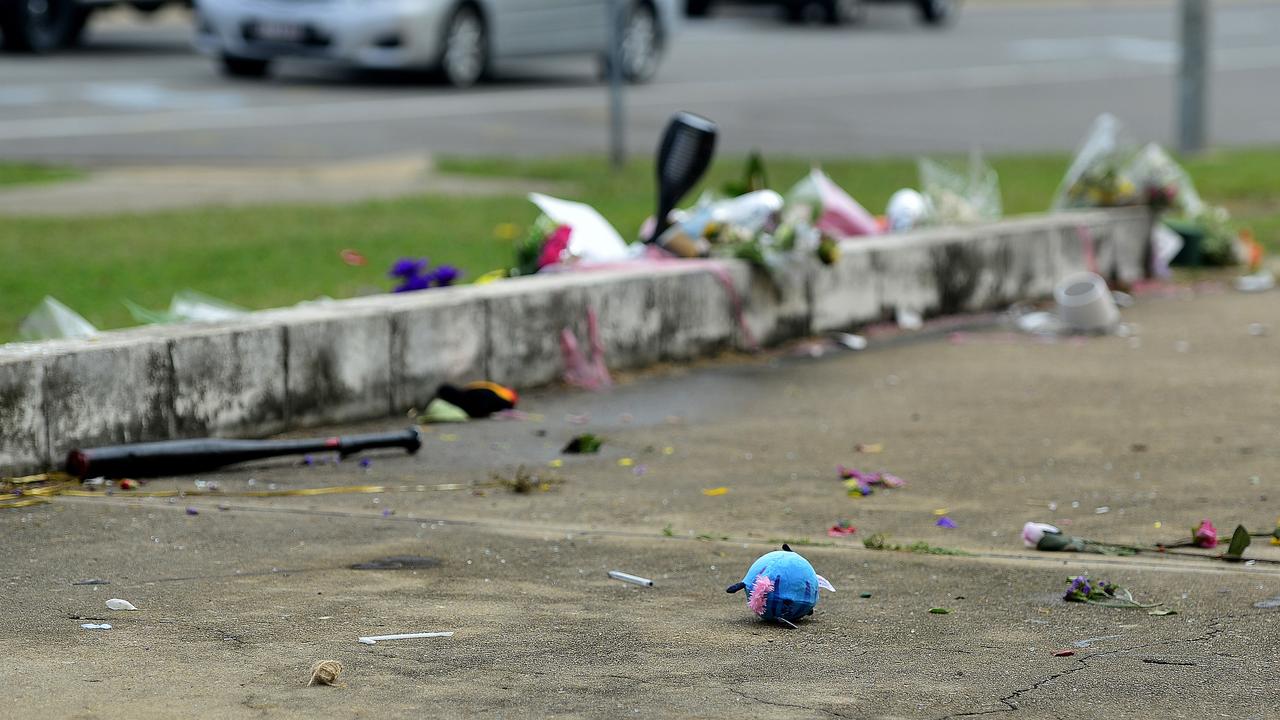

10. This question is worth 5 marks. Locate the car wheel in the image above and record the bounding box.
[0,0,89,53]
[619,1,660,83]
[918,0,955,25]
[220,53,271,78]
[823,0,865,25]
[685,0,711,18]
[440,4,487,88]
[784,0,825,25]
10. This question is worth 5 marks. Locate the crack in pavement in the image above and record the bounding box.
[727,686,854,719]
[934,613,1261,719]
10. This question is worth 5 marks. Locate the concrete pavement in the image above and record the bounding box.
[3,283,1278,718]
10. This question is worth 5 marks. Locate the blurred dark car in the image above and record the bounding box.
[0,0,188,53]
[686,0,955,26]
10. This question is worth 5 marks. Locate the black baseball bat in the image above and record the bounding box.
[66,427,422,479]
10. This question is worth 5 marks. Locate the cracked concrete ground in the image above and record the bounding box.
[3,285,1279,718]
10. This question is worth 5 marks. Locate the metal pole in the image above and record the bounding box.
[1178,0,1210,155]
[607,0,626,170]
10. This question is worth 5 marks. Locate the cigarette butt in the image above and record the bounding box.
[357,631,454,645]
[608,570,654,587]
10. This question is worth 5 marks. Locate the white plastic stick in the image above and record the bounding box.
[608,570,654,587]
[358,631,454,645]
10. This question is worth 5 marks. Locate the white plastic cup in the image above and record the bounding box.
[1054,272,1119,332]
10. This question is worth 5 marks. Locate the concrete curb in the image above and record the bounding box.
[0,208,1151,474]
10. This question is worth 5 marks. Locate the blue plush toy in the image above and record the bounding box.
[726,544,835,627]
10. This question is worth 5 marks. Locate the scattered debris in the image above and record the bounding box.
[854,443,882,454]
[340,249,367,266]
[493,466,564,494]
[308,660,344,687]
[562,434,604,454]
[1071,635,1122,648]
[1252,595,1280,610]
[864,534,973,556]
[420,398,470,424]
[81,623,112,630]
[834,333,868,351]
[186,506,199,516]
[1235,269,1276,293]
[827,521,857,538]
[66,428,421,479]
[895,307,923,331]
[436,382,519,418]
[839,466,905,496]
[935,516,957,529]
[1052,650,1076,657]
[105,599,138,611]
[72,579,110,586]
[1055,272,1120,333]
[702,487,729,497]
[562,308,612,390]
[1148,608,1178,616]
[608,570,654,587]
[859,592,872,599]
[928,607,952,615]
[358,631,453,645]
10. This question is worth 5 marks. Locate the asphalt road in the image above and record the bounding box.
[1,1,1279,165]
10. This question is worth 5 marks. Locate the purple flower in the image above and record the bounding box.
[389,257,429,279]
[393,274,433,293]
[1064,575,1092,601]
[935,516,957,529]
[430,265,461,287]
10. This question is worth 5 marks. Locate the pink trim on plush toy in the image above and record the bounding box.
[747,575,775,615]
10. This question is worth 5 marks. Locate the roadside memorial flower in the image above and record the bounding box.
[388,257,461,293]
[839,466,905,497]
[1021,521,1139,555]
[827,521,857,538]
[1192,519,1218,548]
[1022,521,1059,548]
[537,225,572,269]
[1063,575,1160,609]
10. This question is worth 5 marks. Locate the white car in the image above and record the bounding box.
[194,0,675,86]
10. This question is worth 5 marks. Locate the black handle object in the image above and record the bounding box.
[648,111,718,243]
[66,427,423,479]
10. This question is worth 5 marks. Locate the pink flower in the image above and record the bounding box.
[879,473,905,488]
[537,225,573,269]
[1022,521,1059,548]
[1192,519,1218,548]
